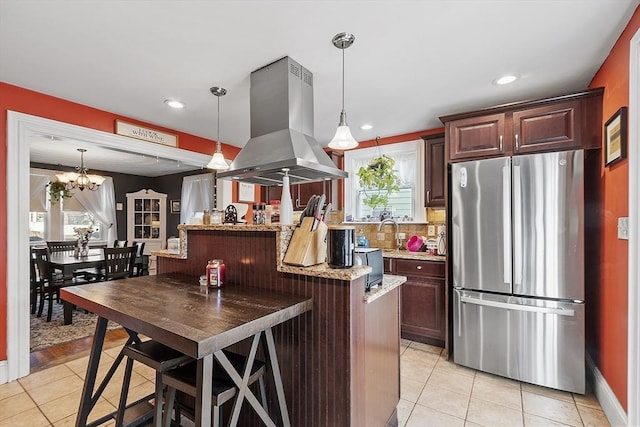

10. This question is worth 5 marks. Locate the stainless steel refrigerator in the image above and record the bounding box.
[451,149,585,394]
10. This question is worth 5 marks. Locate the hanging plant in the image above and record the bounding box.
[48,180,72,204]
[357,137,400,211]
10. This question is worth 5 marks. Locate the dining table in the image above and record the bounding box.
[49,248,105,325]
[60,273,313,427]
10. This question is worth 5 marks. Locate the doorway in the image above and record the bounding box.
[4,111,211,382]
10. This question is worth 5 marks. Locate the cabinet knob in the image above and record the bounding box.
[416,265,423,270]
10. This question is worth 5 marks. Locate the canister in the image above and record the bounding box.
[327,225,355,268]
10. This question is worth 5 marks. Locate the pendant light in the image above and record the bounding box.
[56,148,105,191]
[206,86,230,170]
[328,32,358,150]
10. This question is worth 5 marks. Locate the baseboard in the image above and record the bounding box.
[586,355,627,426]
[0,360,7,384]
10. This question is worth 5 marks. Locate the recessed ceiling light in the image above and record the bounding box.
[494,75,518,85]
[164,99,185,109]
[360,124,373,130]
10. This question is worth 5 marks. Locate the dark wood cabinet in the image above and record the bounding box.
[442,88,603,162]
[260,151,343,209]
[386,257,445,346]
[423,133,445,207]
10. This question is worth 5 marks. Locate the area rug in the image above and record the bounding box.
[30,302,122,351]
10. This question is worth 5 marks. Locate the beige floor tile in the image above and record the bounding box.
[474,370,521,390]
[0,392,37,420]
[466,397,523,427]
[103,345,125,359]
[427,370,474,396]
[53,414,77,427]
[18,365,76,391]
[0,406,50,427]
[28,374,85,406]
[401,375,426,403]
[65,352,114,379]
[472,375,522,410]
[104,380,155,407]
[403,347,440,366]
[523,413,573,426]
[0,379,25,401]
[101,370,148,401]
[401,357,434,383]
[406,404,465,427]
[434,355,476,378]
[38,389,83,423]
[409,341,443,355]
[132,363,157,381]
[522,391,582,427]
[417,384,470,419]
[86,399,117,424]
[573,392,602,410]
[464,421,483,427]
[396,399,414,427]
[577,404,611,427]
[521,382,574,403]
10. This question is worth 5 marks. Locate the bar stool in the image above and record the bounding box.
[116,340,193,426]
[162,351,267,427]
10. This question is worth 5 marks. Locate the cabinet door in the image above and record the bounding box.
[401,276,445,342]
[424,135,445,207]
[448,113,506,161]
[512,100,581,154]
[296,181,326,209]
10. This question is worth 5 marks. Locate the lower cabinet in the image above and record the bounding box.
[385,257,445,346]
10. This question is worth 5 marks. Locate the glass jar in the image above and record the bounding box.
[252,203,266,225]
[211,209,223,224]
[203,209,211,225]
[206,259,226,288]
[270,200,280,224]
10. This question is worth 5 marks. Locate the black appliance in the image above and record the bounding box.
[354,248,383,291]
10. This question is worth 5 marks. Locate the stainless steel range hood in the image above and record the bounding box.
[217,56,348,186]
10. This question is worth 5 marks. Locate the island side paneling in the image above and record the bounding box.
[157,229,391,426]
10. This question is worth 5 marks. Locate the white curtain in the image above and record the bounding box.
[67,177,118,243]
[30,170,52,211]
[180,173,215,223]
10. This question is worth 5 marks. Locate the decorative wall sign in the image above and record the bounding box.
[604,107,627,167]
[238,182,255,203]
[115,120,178,147]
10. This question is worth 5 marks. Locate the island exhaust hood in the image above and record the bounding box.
[217,56,348,186]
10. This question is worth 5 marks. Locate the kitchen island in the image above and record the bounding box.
[154,224,406,427]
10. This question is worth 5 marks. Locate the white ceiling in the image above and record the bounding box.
[1,1,638,175]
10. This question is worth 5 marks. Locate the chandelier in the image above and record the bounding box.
[56,148,105,191]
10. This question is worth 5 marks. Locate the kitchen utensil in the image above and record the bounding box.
[321,202,332,222]
[312,194,325,231]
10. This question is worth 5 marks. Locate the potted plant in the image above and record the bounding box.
[48,180,72,203]
[357,152,400,213]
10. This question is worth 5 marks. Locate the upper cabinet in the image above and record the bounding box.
[442,88,603,162]
[423,133,445,207]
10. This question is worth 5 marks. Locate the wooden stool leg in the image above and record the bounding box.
[162,386,176,427]
[115,357,134,426]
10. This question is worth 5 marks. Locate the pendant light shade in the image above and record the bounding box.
[328,32,358,150]
[206,86,230,170]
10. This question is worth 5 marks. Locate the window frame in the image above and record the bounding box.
[343,139,425,223]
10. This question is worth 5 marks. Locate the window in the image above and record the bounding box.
[29,212,47,243]
[62,211,104,241]
[344,140,425,222]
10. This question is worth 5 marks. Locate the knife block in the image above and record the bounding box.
[283,217,327,266]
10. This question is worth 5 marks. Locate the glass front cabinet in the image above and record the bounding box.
[126,189,167,260]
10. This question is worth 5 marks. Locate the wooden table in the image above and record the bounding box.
[49,249,105,325]
[60,273,313,427]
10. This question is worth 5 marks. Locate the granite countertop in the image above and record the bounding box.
[179,224,296,232]
[278,262,371,280]
[364,274,407,304]
[382,250,446,262]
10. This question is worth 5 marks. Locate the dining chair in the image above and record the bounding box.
[131,241,146,276]
[46,240,77,252]
[33,247,67,322]
[113,239,128,248]
[102,246,136,281]
[29,247,44,314]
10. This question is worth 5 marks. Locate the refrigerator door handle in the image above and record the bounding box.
[513,164,523,288]
[502,162,512,286]
[455,289,462,337]
[460,295,575,317]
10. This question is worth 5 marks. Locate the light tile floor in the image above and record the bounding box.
[0,339,611,426]
[398,339,611,427]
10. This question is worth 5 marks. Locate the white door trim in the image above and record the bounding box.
[628,27,640,427]
[3,111,211,383]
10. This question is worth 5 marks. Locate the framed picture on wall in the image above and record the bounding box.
[170,200,181,214]
[238,182,255,203]
[604,106,627,167]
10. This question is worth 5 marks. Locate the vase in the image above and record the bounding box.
[80,241,89,257]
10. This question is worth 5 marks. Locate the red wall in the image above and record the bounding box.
[587,5,640,410]
[0,82,240,360]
